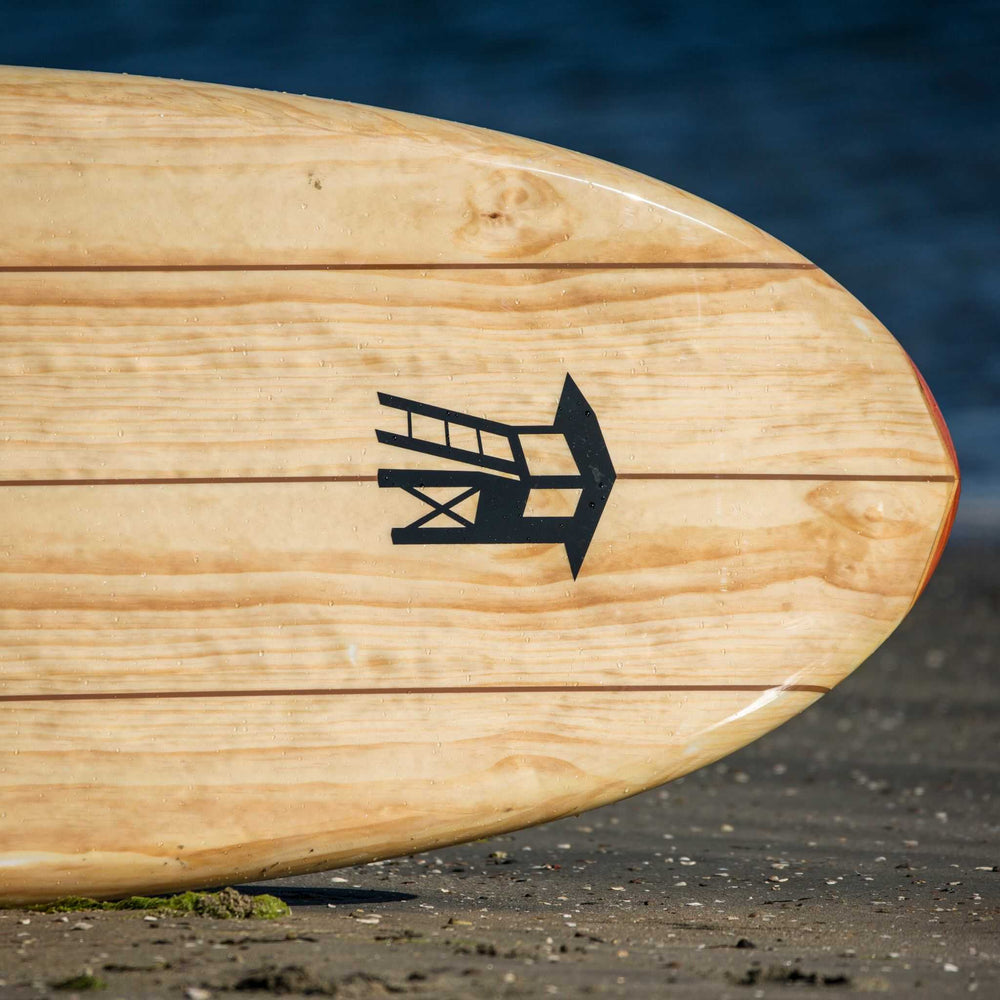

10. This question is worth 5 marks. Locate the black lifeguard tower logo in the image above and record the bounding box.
[375,375,615,579]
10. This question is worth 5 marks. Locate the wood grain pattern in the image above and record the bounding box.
[0,68,958,904]
[0,66,795,267]
[0,480,950,696]
[0,267,950,478]
[1,689,820,901]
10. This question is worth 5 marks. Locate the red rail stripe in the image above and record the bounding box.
[901,351,961,600]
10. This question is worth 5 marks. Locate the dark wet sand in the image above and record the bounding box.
[2,541,997,998]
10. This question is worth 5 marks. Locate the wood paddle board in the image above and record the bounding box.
[0,67,958,904]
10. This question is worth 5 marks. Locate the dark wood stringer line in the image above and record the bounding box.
[616,473,956,483]
[0,473,955,487]
[0,261,819,273]
[0,683,830,704]
[0,475,381,487]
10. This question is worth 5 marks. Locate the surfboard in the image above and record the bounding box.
[0,67,958,905]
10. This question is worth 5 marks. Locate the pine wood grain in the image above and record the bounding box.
[0,66,796,267]
[0,688,820,902]
[0,479,951,697]
[0,267,949,478]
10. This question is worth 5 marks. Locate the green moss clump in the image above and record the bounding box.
[52,971,107,991]
[35,896,110,914]
[29,886,290,920]
[241,892,292,920]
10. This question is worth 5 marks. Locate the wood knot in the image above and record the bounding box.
[457,169,573,258]
[806,483,918,539]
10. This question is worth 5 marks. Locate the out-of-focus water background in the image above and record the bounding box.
[2,0,996,532]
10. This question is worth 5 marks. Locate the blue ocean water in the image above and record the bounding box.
[1,0,996,531]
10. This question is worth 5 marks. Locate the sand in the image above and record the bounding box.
[1,541,996,998]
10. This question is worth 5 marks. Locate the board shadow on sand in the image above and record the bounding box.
[235,884,418,907]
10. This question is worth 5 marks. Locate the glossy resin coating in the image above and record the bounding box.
[0,67,957,903]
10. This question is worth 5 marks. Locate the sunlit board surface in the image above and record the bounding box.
[0,67,957,904]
